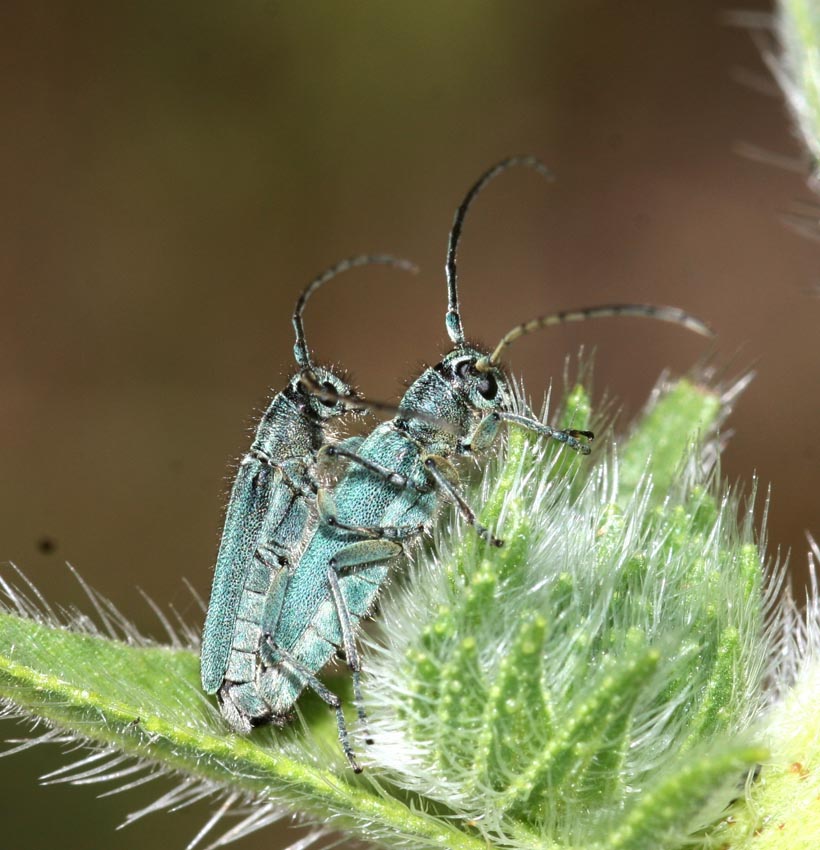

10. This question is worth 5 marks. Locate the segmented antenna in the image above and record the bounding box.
[476,304,714,370]
[445,155,554,346]
[292,255,418,369]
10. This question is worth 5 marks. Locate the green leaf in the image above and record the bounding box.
[0,610,485,850]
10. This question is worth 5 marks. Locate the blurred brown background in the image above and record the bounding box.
[1,2,818,848]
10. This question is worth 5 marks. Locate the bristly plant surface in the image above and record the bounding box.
[772,0,820,177]
[1,371,819,850]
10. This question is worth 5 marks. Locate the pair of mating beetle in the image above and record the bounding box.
[200,156,711,772]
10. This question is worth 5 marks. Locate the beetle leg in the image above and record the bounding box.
[317,490,424,541]
[463,411,593,455]
[329,539,402,570]
[261,637,362,773]
[326,567,372,744]
[422,454,504,546]
[318,445,431,493]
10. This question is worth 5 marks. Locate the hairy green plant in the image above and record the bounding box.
[734,1,820,187]
[774,0,820,172]
[0,372,818,850]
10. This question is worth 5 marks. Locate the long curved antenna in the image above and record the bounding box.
[445,155,554,347]
[476,304,714,370]
[293,255,418,369]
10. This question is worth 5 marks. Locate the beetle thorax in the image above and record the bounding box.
[397,347,510,452]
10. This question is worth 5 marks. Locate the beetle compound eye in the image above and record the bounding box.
[456,361,474,380]
[477,372,498,400]
[319,381,339,407]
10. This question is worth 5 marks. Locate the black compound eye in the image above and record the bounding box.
[477,372,498,401]
[319,380,338,408]
[456,360,473,380]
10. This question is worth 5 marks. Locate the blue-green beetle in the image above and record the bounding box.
[246,157,713,771]
[200,255,414,744]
